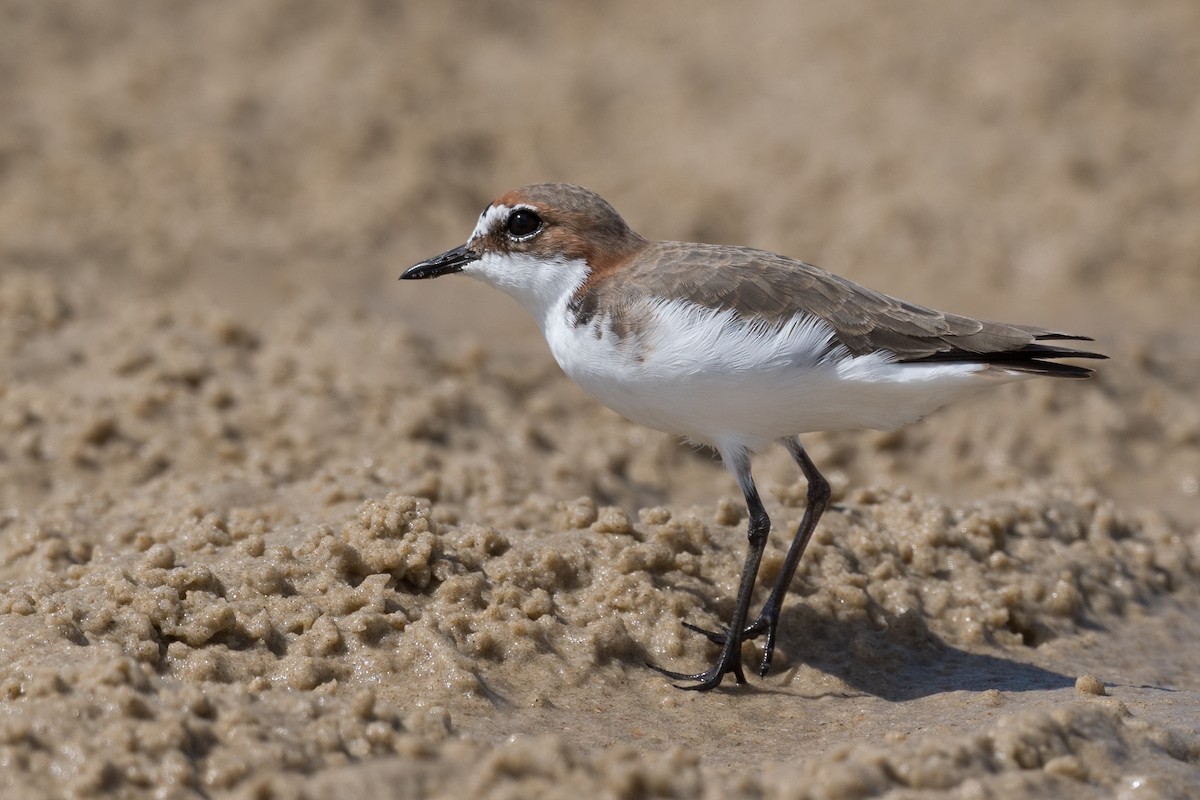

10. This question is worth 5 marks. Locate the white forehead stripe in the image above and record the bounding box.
[471,203,511,243]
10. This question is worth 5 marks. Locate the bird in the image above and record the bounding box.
[400,183,1105,691]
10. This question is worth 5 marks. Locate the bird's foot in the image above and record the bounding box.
[679,609,781,678]
[647,645,747,691]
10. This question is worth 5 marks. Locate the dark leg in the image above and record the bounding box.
[747,436,829,677]
[649,447,770,691]
[679,437,830,678]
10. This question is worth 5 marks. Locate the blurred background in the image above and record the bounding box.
[3,0,1197,339]
[2,1,1198,524]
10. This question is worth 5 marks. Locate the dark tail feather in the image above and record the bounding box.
[991,359,1099,379]
[913,334,1107,379]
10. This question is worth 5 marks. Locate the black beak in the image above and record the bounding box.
[400,244,479,280]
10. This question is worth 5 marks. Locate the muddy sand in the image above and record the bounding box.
[1,2,1198,797]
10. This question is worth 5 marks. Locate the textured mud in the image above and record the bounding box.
[1,2,1198,798]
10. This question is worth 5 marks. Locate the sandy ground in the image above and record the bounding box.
[1,1,1198,797]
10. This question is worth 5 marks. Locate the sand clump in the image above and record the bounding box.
[2,2,1200,798]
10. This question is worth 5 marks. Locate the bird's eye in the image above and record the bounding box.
[506,209,542,239]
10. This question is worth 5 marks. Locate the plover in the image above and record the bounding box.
[401,183,1105,691]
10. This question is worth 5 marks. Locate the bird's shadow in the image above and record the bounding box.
[755,602,1075,700]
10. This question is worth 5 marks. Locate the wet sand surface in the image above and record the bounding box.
[2,2,1198,797]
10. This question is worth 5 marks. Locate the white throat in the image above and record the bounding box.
[464,251,590,332]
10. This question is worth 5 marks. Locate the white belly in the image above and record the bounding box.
[544,297,1004,454]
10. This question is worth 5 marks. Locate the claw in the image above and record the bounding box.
[757,636,774,677]
[754,612,778,677]
[680,621,726,645]
[646,660,743,691]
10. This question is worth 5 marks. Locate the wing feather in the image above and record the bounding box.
[592,241,1105,377]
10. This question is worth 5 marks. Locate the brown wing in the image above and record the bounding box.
[602,241,1105,377]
